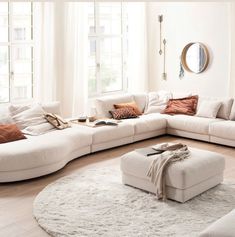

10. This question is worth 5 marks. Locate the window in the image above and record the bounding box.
[0,2,33,103]
[88,2,128,97]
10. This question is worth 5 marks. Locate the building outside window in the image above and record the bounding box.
[88,2,128,97]
[0,2,34,103]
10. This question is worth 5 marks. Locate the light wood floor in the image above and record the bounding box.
[1,135,235,237]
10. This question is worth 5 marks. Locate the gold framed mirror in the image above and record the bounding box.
[181,43,209,74]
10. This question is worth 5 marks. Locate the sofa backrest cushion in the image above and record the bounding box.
[230,102,235,120]
[94,94,134,118]
[133,93,147,113]
[0,106,13,124]
[198,96,234,120]
[41,101,61,115]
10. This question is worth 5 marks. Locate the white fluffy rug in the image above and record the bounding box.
[34,166,235,237]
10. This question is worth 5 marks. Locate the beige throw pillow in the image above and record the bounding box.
[216,98,234,120]
[9,104,55,135]
[196,101,222,118]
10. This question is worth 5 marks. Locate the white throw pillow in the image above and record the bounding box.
[144,91,172,114]
[198,97,234,120]
[216,98,234,120]
[196,101,222,118]
[9,104,54,135]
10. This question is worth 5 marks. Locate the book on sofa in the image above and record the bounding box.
[94,119,119,126]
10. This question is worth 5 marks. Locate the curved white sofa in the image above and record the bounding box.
[0,92,235,182]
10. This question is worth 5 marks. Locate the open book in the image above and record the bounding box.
[94,119,119,126]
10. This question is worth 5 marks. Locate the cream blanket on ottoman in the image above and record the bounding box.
[147,143,190,200]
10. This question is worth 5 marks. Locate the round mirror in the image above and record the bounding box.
[181,43,209,73]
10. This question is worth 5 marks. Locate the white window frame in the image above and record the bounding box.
[0,2,34,104]
[88,2,128,98]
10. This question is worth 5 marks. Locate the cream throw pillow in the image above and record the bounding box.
[196,101,222,118]
[9,104,54,135]
[216,98,234,120]
[144,91,172,114]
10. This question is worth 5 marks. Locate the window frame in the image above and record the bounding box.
[88,2,128,98]
[0,2,34,104]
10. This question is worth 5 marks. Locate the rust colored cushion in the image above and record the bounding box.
[114,101,142,115]
[109,107,138,120]
[162,95,199,116]
[0,124,27,144]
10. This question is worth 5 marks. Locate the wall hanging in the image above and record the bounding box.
[158,14,167,80]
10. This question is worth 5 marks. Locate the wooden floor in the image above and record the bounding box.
[0,135,235,237]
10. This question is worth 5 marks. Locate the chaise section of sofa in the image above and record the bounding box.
[166,114,224,142]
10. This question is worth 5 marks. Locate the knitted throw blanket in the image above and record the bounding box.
[147,143,190,200]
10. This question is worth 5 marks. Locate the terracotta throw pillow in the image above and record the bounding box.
[114,101,142,115]
[109,107,138,120]
[0,124,26,144]
[162,95,199,116]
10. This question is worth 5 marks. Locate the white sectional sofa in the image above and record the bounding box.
[0,92,234,182]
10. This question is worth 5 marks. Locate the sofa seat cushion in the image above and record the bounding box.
[124,114,166,134]
[167,115,223,135]
[209,121,235,140]
[200,209,235,237]
[0,127,92,172]
[121,147,225,190]
[91,122,134,144]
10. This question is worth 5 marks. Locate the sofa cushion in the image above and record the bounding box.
[198,96,234,120]
[167,115,223,135]
[144,91,172,114]
[209,121,235,140]
[133,93,147,113]
[92,122,134,144]
[200,209,235,237]
[163,95,198,116]
[94,94,133,118]
[0,127,92,172]
[124,114,167,134]
[114,101,142,115]
[9,104,47,130]
[110,107,138,120]
[196,100,222,119]
[0,124,26,144]
[230,101,235,120]
[41,101,61,115]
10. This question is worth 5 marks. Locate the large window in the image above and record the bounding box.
[0,2,33,103]
[88,2,128,97]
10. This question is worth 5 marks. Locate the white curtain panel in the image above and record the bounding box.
[127,2,149,93]
[34,3,58,103]
[34,2,88,117]
[62,2,89,117]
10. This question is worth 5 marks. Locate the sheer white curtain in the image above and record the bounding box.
[34,3,58,102]
[34,2,88,117]
[61,2,88,117]
[127,2,148,93]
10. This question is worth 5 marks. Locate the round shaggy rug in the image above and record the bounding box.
[34,166,235,237]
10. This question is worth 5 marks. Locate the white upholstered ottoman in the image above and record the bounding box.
[120,146,225,203]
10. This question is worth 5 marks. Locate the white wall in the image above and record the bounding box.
[147,2,232,97]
